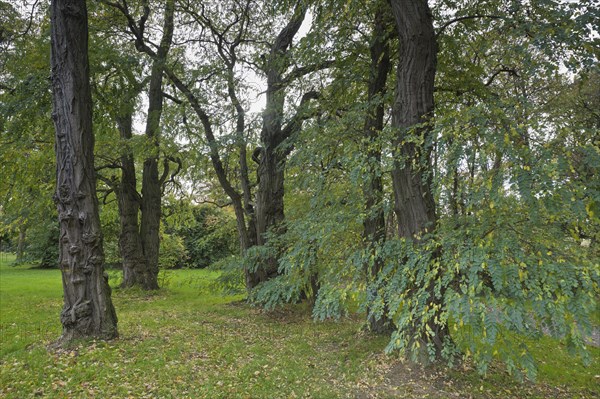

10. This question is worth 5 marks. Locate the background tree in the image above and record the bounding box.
[0,1,57,267]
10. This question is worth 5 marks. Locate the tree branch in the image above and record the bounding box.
[163,91,182,104]
[436,14,505,37]
[484,67,520,86]
[282,60,336,85]
[281,90,320,143]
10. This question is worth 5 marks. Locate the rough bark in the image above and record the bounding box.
[389,0,448,355]
[114,113,147,288]
[50,0,117,343]
[138,0,175,290]
[363,2,392,334]
[389,0,438,240]
[252,4,307,289]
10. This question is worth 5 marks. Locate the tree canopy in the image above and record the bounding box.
[0,0,598,378]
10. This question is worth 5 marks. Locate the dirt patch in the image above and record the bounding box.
[354,356,599,399]
[355,357,467,399]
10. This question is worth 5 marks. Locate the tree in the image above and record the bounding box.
[89,32,149,285]
[96,0,178,289]
[0,1,56,268]
[251,0,333,290]
[386,0,448,356]
[50,0,117,342]
[379,0,598,373]
[362,0,392,334]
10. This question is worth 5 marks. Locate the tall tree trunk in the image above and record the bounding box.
[138,0,175,290]
[363,2,392,333]
[389,0,447,354]
[389,0,437,239]
[114,113,147,288]
[252,4,307,289]
[50,0,117,343]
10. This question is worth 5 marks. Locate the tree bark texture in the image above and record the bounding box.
[252,4,307,289]
[114,113,147,288]
[138,0,174,290]
[389,0,448,355]
[389,0,438,240]
[363,2,392,334]
[50,0,117,343]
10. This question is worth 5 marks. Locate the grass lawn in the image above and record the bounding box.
[0,252,598,398]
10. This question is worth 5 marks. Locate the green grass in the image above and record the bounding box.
[1,252,598,398]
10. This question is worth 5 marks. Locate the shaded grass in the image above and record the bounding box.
[1,253,598,398]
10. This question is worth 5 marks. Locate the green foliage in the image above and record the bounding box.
[24,220,59,269]
[172,205,238,269]
[209,255,246,295]
[2,0,599,388]
[158,230,188,269]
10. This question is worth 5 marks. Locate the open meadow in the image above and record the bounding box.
[0,253,598,398]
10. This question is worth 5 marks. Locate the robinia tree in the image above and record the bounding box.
[50,0,117,343]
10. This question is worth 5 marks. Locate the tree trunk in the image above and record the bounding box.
[389,0,438,239]
[114,113,147,288]
[138,0,174,290]
[50,0,117,343]
[389,0,448,355]
[363,2,392,334]
[251,4,307,289]
[254,144,286,276]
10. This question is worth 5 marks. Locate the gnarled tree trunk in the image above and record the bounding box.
[50,0,117,343]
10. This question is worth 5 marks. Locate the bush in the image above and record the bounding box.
[177,205,237,269]
[159,231,188,269]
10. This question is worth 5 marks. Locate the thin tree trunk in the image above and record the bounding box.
[166,71,254,285]
[50,0,117,343]
[363,1,392,333]
[114,113,147,288]
[389,0,448,355]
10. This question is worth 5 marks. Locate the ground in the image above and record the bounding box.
[0,253,598,398]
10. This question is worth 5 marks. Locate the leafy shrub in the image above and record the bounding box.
[25,220,59,268]
[159,231,188,269]
[176,205,237,269]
